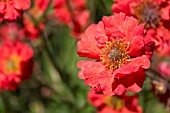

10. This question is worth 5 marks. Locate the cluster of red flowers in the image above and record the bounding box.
[112,0,170,57]
[0,24,34,92]
[1,0,170,112]
[0,0,34,91]
[54,0,90,38]
[76,0,170,112]
[0,0,90,91]
[0,0,50,41]
[112,0,170,93]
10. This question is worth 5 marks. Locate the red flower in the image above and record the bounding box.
[0,22,41,42]
[22,18,44,40]
[112,0,170,52]
[77,13,154,95]
[0,42,33,91]
[147,26,170,57]
[54,0,71,24]
[0,0,31,21]
[88,90,142,113]
[0,23,23,43]
[22,0,48,40]
[158,61,170,79]
[54,0,89,38]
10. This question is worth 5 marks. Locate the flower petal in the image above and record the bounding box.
[14,0,31,10]
[77,24,101,59]
[128,36,145,56]
[112,69,146,95]
[77,60,113,94]
[114,55,150,78]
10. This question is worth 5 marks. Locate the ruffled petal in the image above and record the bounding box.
[77,60,113,94]
[4,3,20,20]
[113,55,150,78]
[112,69,146,95]
[0,2,5,14]
[95,21,108,48]
[102,13,126,37]
[15,42,33,61]
[14,0,31,10]
[88,90,106,108]
[112,0,134,16]
[128,36,145,56]
[143,32,155,59]
[77,24,102,59]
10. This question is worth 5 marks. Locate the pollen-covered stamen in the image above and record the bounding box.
[134,1,161,29]
[100,39,130,71]
[105,96,125,110]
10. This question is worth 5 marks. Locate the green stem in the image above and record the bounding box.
[1,91,12,113]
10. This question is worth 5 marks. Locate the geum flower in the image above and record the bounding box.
[158,61,170,79]
[0,23,23,44]
[0,0,31,21]
[0,42,33,91]
[88,90,142,113]
[22,16,45,40]
[77,13,154,95]
[148,26,170,57]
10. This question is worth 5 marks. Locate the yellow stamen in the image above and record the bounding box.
[105,96,125,110]
[100,39,130,71]
[3,54,21,74]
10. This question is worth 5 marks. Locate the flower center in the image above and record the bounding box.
[3,54,21,74]
[100,39,130,71]
[105,96,125,110]
[134,1,161,29]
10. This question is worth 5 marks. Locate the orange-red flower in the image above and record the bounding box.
[22,18,44,40]
[0,22,41,42]
[0,23,24,43]
[158,61,170,79]
[88,90,142,113]
[0,0,31,21]
[147,26,170,57]
[0,42,33,91]
[54,0,89,38]
[77,13,154,95]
